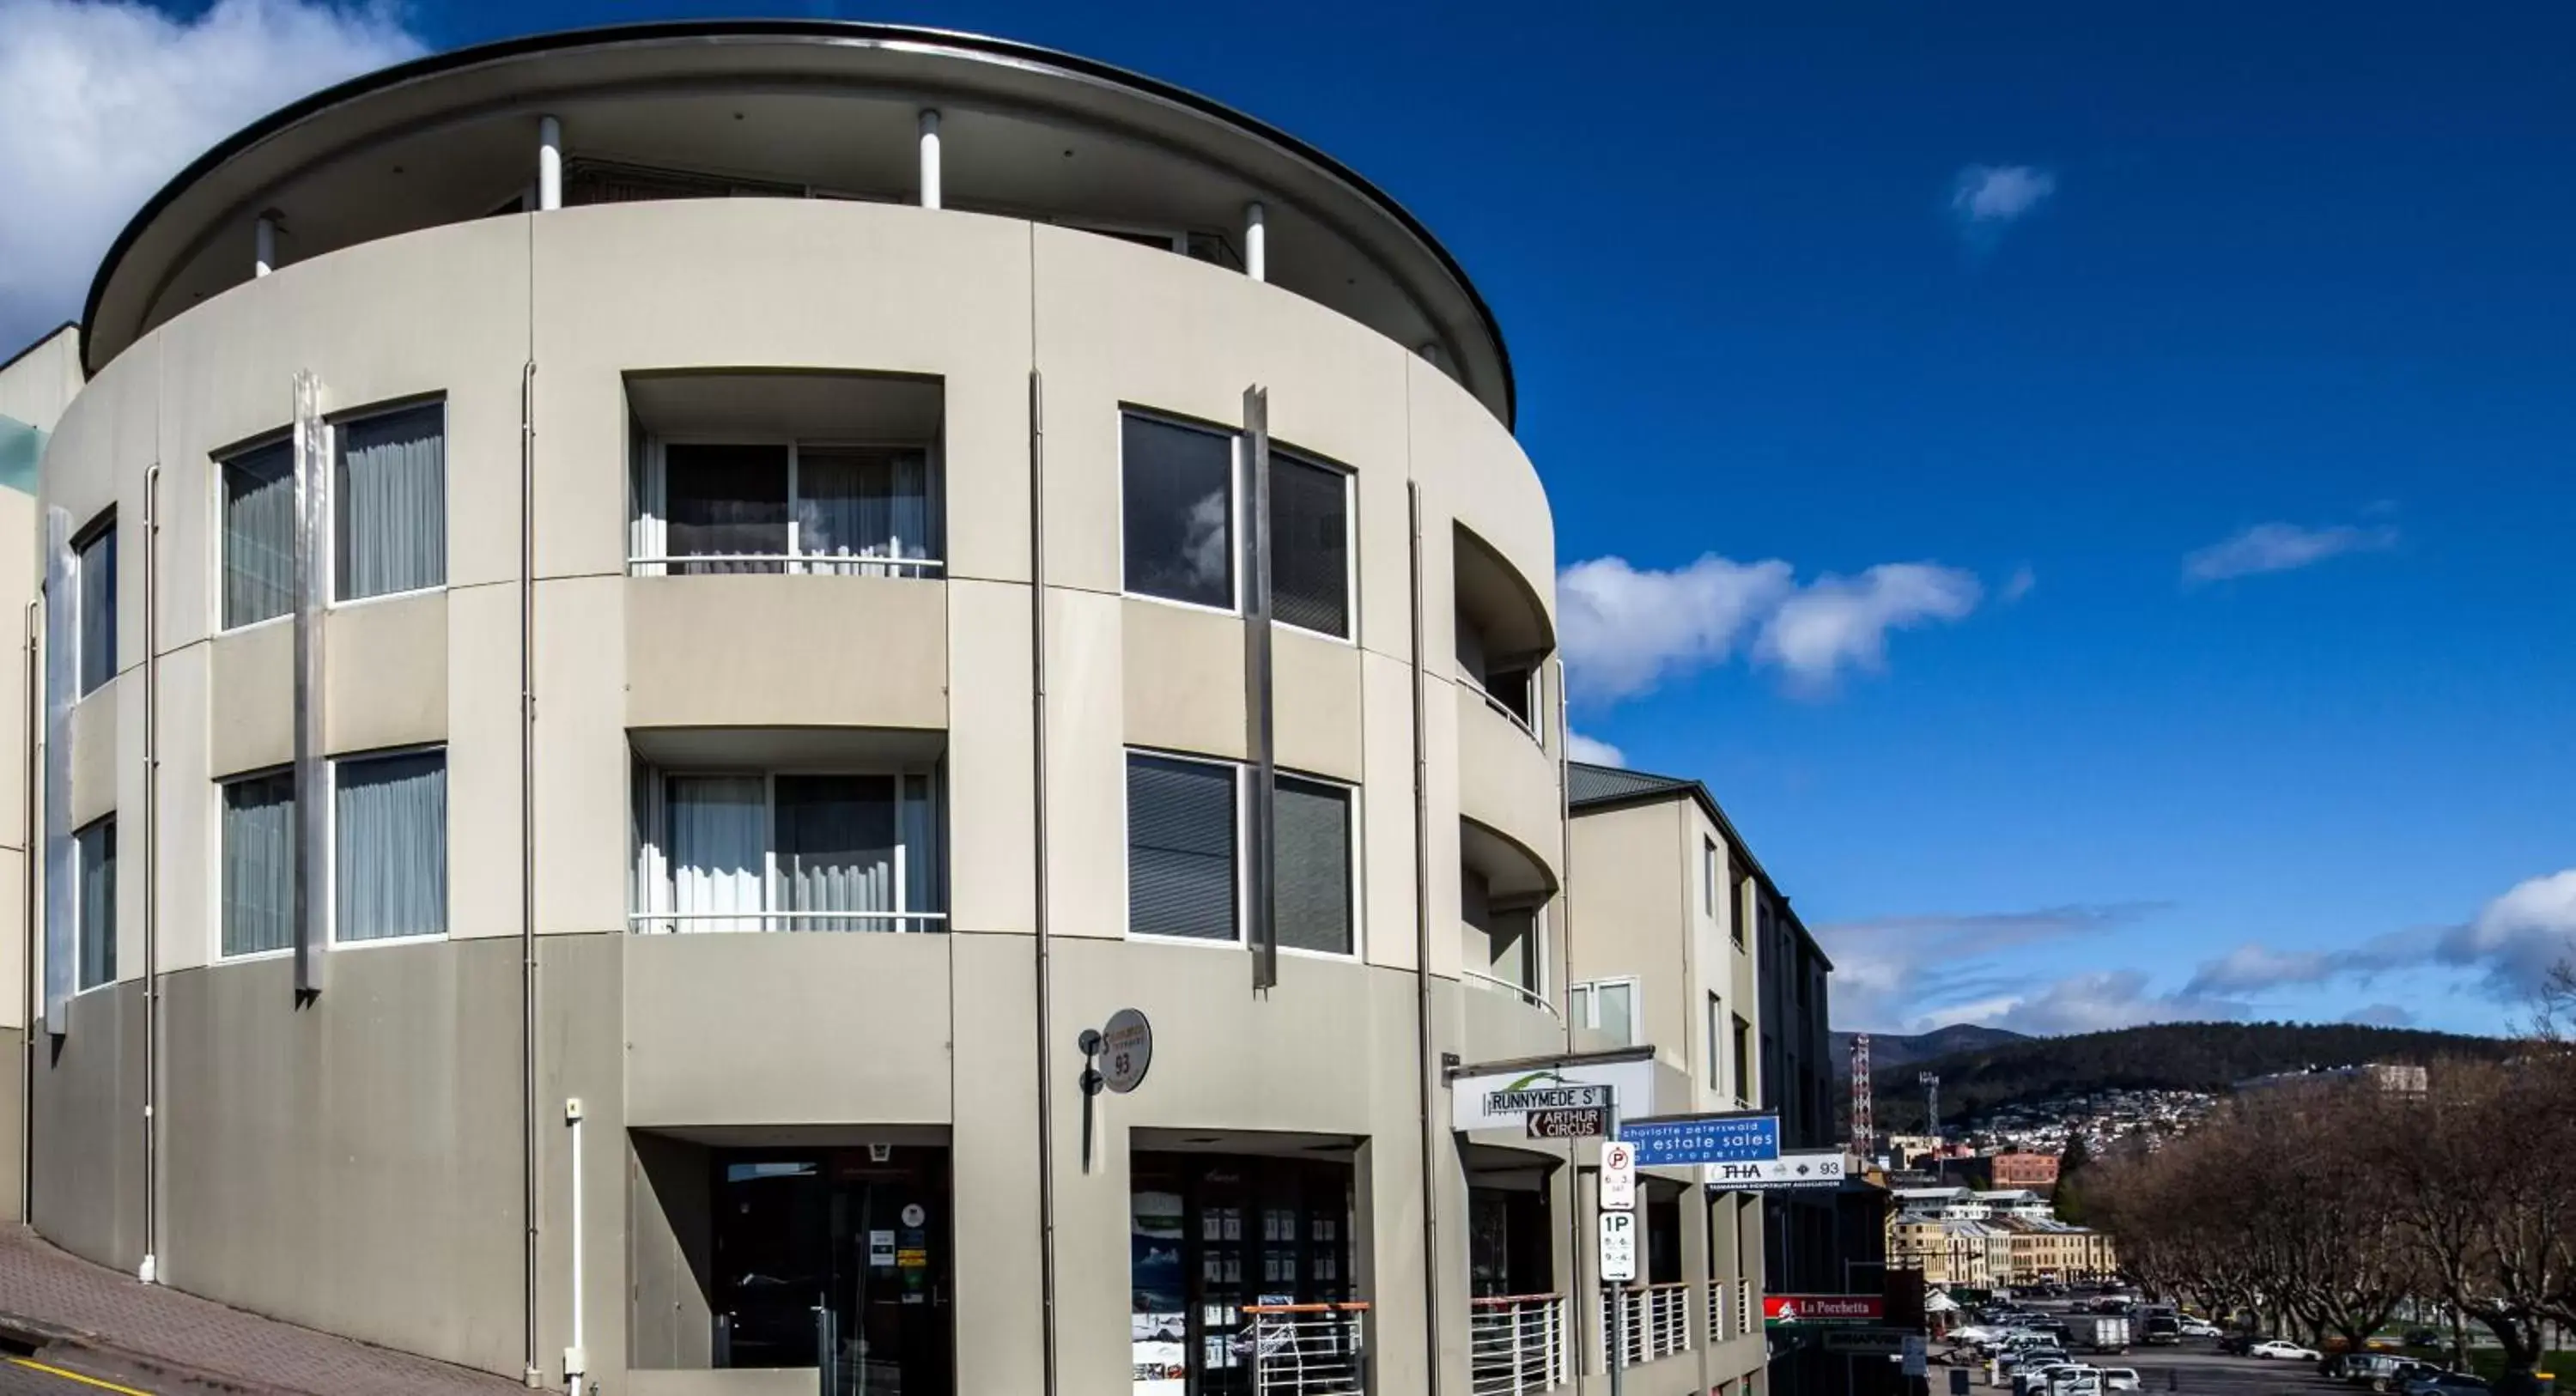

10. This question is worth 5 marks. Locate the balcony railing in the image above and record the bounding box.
[1707,1280,1726,1344]
[628,551,946,577]
[1247,1302,1367,1396]
[1736,1280,1756,1340]
[1461,968,1554,1014]
[1469,1294,1566,1394]
[1601,1284,1690,1369]
[626,909,949,934]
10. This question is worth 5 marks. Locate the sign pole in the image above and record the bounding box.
[1606,1096,1625,1396]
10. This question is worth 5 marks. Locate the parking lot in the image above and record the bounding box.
[1943,1299,2356,1396]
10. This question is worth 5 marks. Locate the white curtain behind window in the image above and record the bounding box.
[222,441,295,628]
[775,774,894,931]
[798,449,933,576]
[671,776,765,932]
[335,750,446,941]
[337,404,446,600]
[222,771,295,956]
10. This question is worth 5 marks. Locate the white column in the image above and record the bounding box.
[538,115,563,211]
[918,109,943,209]
[253,214,278,277]
[1244,200,1267,282]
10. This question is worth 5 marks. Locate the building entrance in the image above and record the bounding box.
[711,1145,952,1395]
[1130,1152,1355,1396]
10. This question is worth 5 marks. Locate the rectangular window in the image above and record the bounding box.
[75,516,114,695]
[1733,1016,1754,1102]
[1126,753,1238,941]
[221,439,295,628]
[1570,977,1639,1046]
[1733,869,1752,949]
[334,749,447,942]
[641,442,940,577]
[75,816,114,989]
[221,769,296,956]
[1270,451,1350,639]
[1121,414,1234,609]
[1273,774,1353,955]
[1709,992,1725,1090]
[635,766,942,932]
[665,442,788,571]
[335,402,446,601]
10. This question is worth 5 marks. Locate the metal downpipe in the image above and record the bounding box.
[140,464,161,1283]
[1407,483,1443,1396]
[519,358,541,1389]
[1029,367,1061,1396]
[18,599,33,1224]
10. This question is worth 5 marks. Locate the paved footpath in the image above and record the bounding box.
[0,1227,528,1396]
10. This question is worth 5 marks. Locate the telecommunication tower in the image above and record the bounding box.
[1920,1070,1941,1140]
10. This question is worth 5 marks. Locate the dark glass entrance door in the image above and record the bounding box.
[1130,1154,1353,1396]
[713,1146,952,1395]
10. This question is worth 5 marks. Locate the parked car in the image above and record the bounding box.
[2349,1357,2443,1392]
[2179,1318,2221,1338]
[2141,1315,2182,1346]
[2398,1373,2489,1396]
[2252,1339,2324,1361]
[2100,1369,2142,1392]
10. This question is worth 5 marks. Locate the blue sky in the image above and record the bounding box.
[4,1,2569,1036]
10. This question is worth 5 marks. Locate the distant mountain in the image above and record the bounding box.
[1831,1024,2032,1076]
[1849,1021,2512,1132]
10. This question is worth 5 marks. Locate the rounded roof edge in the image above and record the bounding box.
[78,18,1516,425]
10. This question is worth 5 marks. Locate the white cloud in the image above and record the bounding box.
[1949,164,2057,240]
[0,0,424,350]
[1565,731,1626,766]
[2182,521,2400,583]
[1814,902,2171,1033]
[1558,555,1794,702]
[1755,563,1983,690]
[1950,969,2249,1037]
[1558,555,1987,703]
[2439,868,2576,998]
[2182,927,2438,998]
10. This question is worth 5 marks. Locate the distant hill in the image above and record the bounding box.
[1831,1024,2031,1076]
[1851,1021,2512,1132]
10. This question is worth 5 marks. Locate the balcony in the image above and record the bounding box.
[1470,1294,1568,1395]
[625,369,944,578]
[1601,1284,1691,1369]
[629,753,945,934]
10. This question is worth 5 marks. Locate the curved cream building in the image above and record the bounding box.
[15,22,1761,1396]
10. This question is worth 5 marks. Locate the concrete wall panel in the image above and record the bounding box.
[624,576,946,733]
[206,622,291,779]
[945,580,1032,938]
[323,591,448,756]
[28,982,144,1268]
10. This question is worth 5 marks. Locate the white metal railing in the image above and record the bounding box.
[1457,669,1542,744]
[625,909,949,934]
[1461,968,1555,1015]
[1707,1280,1725,1344]
[1735,1280,1755,1339]
[1469,1294,1566,1394]
[1247,1303,1368,1396]
[627,552,946,578]
[1601,1284,1691,1368]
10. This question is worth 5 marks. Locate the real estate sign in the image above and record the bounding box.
[1705,1150,1848,1190]
[1619,1110,1781,1167]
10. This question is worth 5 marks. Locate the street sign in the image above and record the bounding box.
[1526,1106,1609,1140]
[1707,1150,1846,1190]
[1821,1326,1915,1357]
[1449,1055,1657,1132]
[1619,1111,1781,1167]
[1099,1009,1152,1094]
[1764,1295,1885,1325]
[1600,1140,1637,1211]
[1597,1211,1637,1283]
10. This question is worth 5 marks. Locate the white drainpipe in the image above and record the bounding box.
[1245,201,1267,282]
[253,215,278,277]
[564,1096,585,1393]
[538,116,563,212]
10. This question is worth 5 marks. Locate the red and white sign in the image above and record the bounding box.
[1764,1294,1884,1324]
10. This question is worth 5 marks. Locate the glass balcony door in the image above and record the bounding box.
[633,765,943,933]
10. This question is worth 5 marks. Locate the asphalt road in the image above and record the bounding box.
[0,1355,156,1394]
[1945,1301,2355,1396]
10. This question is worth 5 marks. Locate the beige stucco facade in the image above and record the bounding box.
[1565,786,1771,1395]
[3,25,1698,1393]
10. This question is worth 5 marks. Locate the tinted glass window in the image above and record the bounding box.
[76,521,113,695]
[1274,776,1352,953]
[1127,755,1236,940]
[222,440,295,628]
[1271,452,1347,637]
[1122,415,1232,608]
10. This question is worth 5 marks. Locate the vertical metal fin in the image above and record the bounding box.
[40,507,74,1032]
[1242,385,1277,992]
[292,371,329,998]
